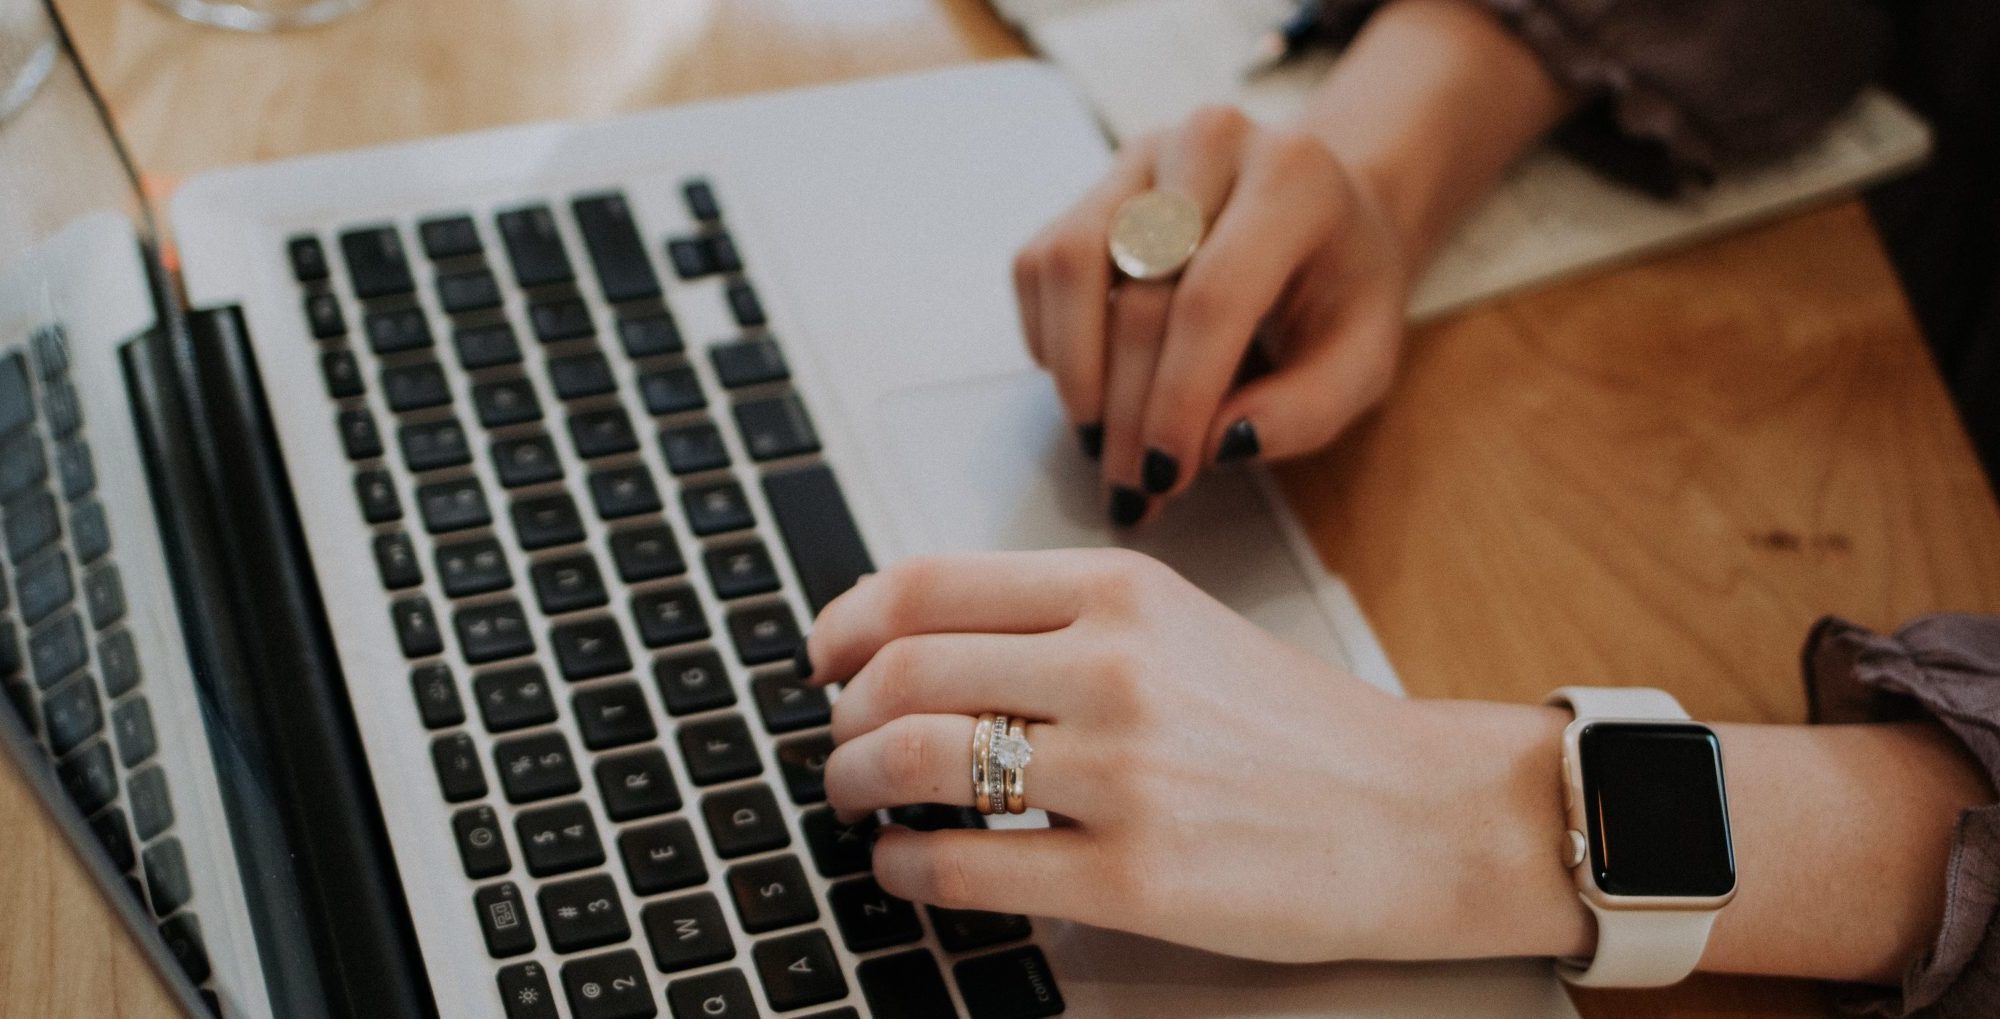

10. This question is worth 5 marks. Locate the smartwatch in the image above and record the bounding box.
[1547,686,1736,988]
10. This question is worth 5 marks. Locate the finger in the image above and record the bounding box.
[1141,132,1343,496]
[872,825,1106,919]
[1209,299,1402,461]
[829,632,1082,744]
[824,714,1095,820]
[1012,234,1045,366]
[1099,282,1172,526]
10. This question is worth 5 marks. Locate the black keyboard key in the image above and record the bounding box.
[43,671,102,755]
[704,542,779,601]
[931,908,1032,954]
[55,439,94,501]
[859,950,955,1019]
[112,696,158,768]
[666,238,712,280]
[750,671,828,736]
[356,470,402,523]
[659,422,729,475]
[801,807,875,879]
[453,805,514,878]
[727,602,800,666]
[128,763,174,840]
[496,731,582,805]
[498,962,560,1019]
[289,235,330,282]
[161,912,211,984]
[40,381,75,437]
[633,587,708,649]
[735,393,821,462]
[540,873,631,954]
[474,377,544,427]
[679,483,751,539]
[678,714,760,785]
[574,193,662,304]
[433,732,488,802]
[420,215,484,260]
[642,891,732,972]
[551,617,631,680]
[956,947,1064,1019]
[494,434,564,488]
[91,807,136,871]
[98,629,138,697]
[703,784,789,859]
[574,680,657,750]
[705,232,742,275]
[498,206,576,289]
[322,349,365,398]
[531,554,607,614]
[530,297,596,345]
[725,280,767,328]
[383,362,453,412]
[436,537,512,597]
[400,417,472,472]
[726,853,816,932]
[58,740,118,816]
[364,306,433,355]
[754,930,848,1012]
[0,432,47,501]
[608,525,684,584]
[83,564,124,630]
[143,837,192,916]
[305,292,346,338]
[512,493,585,549]
[684,180,721,222]
[410,662,465,729]
[475,881,538,958]
[889,802,986,832]
[561,949,655,1019]
[515,800,602,875]
[709,337,788,389]
[550,351,616,400]
[417,478,491,534]
[776,732,832,805]
[456,601,536,663]
[638,365,705,416]
[653,648,735,716]
[16,552,71,626]
[596,748,680,821]
[30,611,86,687]
[829,877,922,953]
[456,322,523,370]
[763,465,875,614]
[569,407,638,458]
[622,820,706,896]
[340,226,415,298]
[668,969,758,1019]
[69,501,109,566]
[588,466,662,520]
[474,664,557,732]
[618,314,682,359]
[438,267,502,314]
[5,490,59,561]
[339,408,384,459]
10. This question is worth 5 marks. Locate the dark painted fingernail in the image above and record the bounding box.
[1108,485,1148,527]
[1140,448,1179,494]
[793,647,814,681]
[1076,422,1104,461]
[1216,418,1261,462]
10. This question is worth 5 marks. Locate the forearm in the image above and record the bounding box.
[1296,0,1572,274]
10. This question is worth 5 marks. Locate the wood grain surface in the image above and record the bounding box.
[6,0,1994,1016]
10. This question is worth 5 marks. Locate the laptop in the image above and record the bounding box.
[0,3,1576,1016]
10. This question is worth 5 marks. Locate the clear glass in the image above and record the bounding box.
[149,0,370,33]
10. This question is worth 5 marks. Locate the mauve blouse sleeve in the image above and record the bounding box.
[1803,614,2000,1017]
[1320,0,1891,193]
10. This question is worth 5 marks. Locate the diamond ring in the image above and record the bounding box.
[972,712,1035,815]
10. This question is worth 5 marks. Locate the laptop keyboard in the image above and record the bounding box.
[289,182,1062,1018]
[0,331,217,996]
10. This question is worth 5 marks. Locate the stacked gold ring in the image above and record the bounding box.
[972,712,1032,815]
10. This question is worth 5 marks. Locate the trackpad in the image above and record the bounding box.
[872,371,1361,672]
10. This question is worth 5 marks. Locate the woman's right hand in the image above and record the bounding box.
[1012,106,1412,526]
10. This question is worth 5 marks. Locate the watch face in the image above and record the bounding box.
[1579,722,1735,898]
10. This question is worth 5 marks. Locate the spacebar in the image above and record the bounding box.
[762,464,876,614]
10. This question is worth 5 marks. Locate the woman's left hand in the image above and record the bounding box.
[803,548,1587,964]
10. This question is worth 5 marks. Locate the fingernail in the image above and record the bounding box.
[793,647,814,681]
[1108,485,1148,527]
[1075,422,1104,461]
[1216,418,1261,462]
[1141,448,1179,494]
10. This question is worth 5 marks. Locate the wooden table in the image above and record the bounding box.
[11,0,1999,1016]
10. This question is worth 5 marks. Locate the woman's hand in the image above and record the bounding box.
[1012,107,1410,526]
[805,549,1589,963]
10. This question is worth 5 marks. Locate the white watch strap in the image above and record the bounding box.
[1547,685,1688,720]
